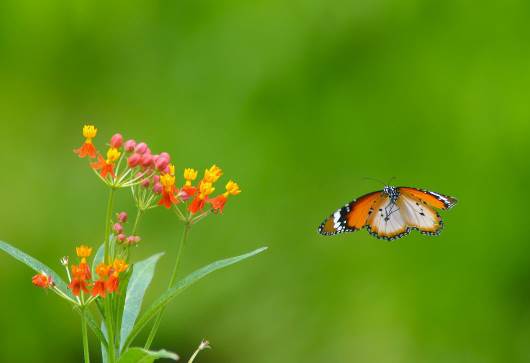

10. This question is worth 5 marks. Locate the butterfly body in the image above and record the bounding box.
[318,186,457,240]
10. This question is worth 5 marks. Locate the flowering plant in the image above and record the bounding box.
[0,125,266,363]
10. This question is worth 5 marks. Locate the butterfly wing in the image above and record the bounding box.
[365,195,410,240]
[396,192,443,235]
[318,191,383,236]
[398,187,457,210]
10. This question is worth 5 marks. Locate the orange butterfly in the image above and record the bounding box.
[318,186,457,240]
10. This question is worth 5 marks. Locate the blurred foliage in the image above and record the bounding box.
[1,0,530,362]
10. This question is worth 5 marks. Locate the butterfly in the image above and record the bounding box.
[318,186,457,240]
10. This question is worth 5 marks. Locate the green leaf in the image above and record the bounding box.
[120,253,164,352]
[117,348,178,363]
[122,246,267,350]
[92,243,105,278]
[0,240,72,297]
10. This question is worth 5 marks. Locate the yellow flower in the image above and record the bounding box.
[106,147,121,163]
[223,180,241,197]
[168,163,175,176]
[76,245,92,263]
[82,125,97,140]
[184,168,198,186]
[199,182,215,199]
[203,165,222,183]
[76,245,93,258]
[113,259,129,274]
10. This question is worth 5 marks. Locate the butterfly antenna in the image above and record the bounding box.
[386,176,396,186]
[362,176,387,187]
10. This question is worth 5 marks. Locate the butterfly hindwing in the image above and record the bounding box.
[366,195,410,240]
[396,192,443,235]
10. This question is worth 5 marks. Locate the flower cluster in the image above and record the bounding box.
[33,245,128,303]
[66,245,128,299]
[157,164,241,215]
[74,125,172,189]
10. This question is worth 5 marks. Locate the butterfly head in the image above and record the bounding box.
[383,185,399,203]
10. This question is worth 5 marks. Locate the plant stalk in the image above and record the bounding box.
[81,309,91,363]
[144,222,191,349]
[104,188,116,264]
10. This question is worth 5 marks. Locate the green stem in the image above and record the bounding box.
[103,187,117,362]
[104,188,116,264]
[81,309,91,363]
[144,222,191,349]
[132,208,142,235]
[105,298,116,363]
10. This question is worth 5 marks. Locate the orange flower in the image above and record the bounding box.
[105,275,119,293]
[32,273,52,288]
[95,262,111,278]
[74,125,98,158]
[71,263,91,281]
[182,168,198,198]
[91,148,121,178]
[91,280,107,298]
[158,164,178,208]
[68,277,90,296]
[189,182,215,214]
[209,180,241,213]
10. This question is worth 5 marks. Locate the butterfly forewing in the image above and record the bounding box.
[318,191,382,236]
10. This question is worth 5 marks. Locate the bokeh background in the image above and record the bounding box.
[1,1,530,362]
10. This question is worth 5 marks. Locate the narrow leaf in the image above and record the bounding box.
[92,243,105,278]
[117,348,178,363]
[123,247,267,350]
[120,253,164,352]
[0,240,72,297]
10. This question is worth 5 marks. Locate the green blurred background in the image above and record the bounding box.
[1,0,530,362]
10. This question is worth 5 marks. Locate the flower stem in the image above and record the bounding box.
[104,188,116,264]
[144,222,191,349]
[103,187,117,362]
[81,309,91,363]
[105,298,116,363]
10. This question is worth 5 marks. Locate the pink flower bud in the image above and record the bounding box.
[128,153,141,168]
[153,175,160,183]
[135,142,148,154]
[113,223,123,234]
[153,182,163,194]
[117,212,128,223]
[126,235,141,245]
[155,157,169,171]
[110,133,123,148]
[141,178,150,188]
[159,152,170,161]
[117,234,126,242]
[141,153,154,167]
[124,139,136,152]
[162,165,171,174]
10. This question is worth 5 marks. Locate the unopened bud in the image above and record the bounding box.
[113,223,123,234]
[110,133,123,148]
[128,153,141,168]
[124,139,136,152]
[153,182,163,194]
[117,212,128,223]
[135,142,148,154]
[117,234,126,242]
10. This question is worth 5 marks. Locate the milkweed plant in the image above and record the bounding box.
[0,125,267,363]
